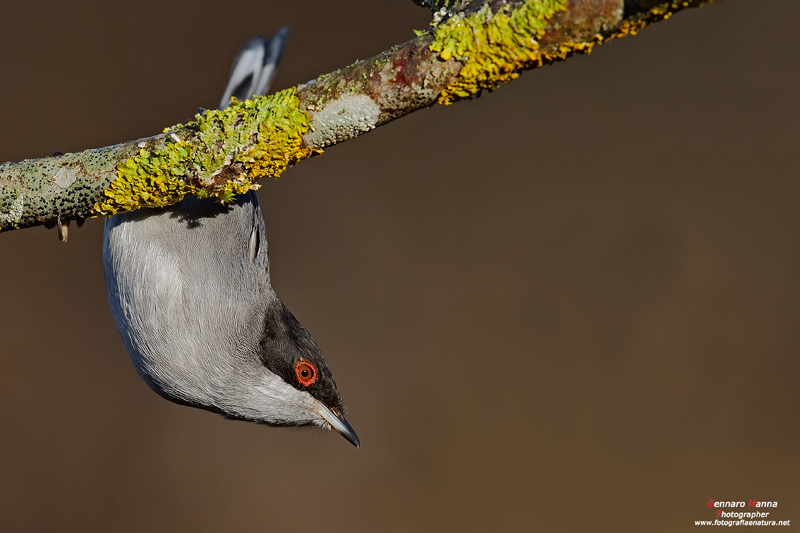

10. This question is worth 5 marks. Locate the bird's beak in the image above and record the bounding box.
[317,404,360,448]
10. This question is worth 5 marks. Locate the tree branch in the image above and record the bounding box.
[0,0,717,232]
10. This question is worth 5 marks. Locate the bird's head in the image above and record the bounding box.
[142,296,360,447]
[239,301,360,447]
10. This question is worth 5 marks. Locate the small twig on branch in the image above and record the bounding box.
[0,0,717,232]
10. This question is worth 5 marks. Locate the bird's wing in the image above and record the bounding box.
[218,26,289,110]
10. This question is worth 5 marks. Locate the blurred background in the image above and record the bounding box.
[0,0,798,531]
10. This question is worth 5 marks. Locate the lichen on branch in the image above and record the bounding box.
[93,88,318,217]
[427,0,716,105]
[429,0,568,104]
[0,0,721,232]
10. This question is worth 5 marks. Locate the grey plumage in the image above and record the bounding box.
[103,28,358,446]
[219,27,288,110]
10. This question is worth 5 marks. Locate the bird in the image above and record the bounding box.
[102,28,359,447]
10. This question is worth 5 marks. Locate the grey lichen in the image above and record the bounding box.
[0,192,24,226]
[53,166,78,189]
[303,94,381,149]
[0,143,135,230]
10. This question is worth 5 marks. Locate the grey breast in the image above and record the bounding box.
[102,192,276,407]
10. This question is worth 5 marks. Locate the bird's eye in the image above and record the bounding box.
[294,360,318,386]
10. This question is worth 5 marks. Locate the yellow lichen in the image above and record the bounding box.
[430,0,714,105]
[92,88,320,216]
[429,0,568,105]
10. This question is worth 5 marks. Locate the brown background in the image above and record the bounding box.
[0,0,798,531]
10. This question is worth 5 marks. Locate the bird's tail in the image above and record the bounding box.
[218,26,289,110]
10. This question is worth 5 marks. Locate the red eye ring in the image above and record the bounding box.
[294,360,318,387]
